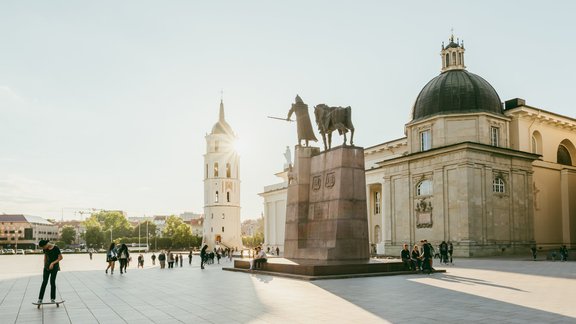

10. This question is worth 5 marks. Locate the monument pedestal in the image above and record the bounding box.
[228,145,413,279]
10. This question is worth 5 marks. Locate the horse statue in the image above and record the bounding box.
[313,104,355,151]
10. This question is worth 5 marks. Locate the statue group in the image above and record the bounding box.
[287,95,354,151]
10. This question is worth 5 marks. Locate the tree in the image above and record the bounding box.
[60,226,76,245]
[132,221,157,237]
[172,223,193,248]
[84,211,132,244]
[163,215,184,238]
[84,224,104,249]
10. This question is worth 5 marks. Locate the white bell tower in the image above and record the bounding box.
[203,99,242,250]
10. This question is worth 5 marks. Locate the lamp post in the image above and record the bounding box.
[146,221,149,252]
[138,221,141,252]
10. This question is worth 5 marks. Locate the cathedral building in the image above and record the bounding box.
[203,100,242,250]
[262,35,576,256]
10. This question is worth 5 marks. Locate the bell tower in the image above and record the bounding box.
[441,33,466,72]
[203,99,242,250]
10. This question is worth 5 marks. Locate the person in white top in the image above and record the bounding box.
[250,247,267,270]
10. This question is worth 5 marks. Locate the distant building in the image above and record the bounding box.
[241,219,261,237]
[180,212,202,221]
[152,215,170,235]
[259,168,288,254]
[0,214,58,249]
[190,217,204,236]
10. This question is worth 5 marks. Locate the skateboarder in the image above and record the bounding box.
[37,240,63,304]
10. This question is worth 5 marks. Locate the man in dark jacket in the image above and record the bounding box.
[401,244,413,270]
[422,240,433,274]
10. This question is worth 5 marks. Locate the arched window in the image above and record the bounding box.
[213,163,218,177]
[226,163,231,178]
[452,52,456,65]
[226,191,230,202]
[532,131,542,155]
[416,180,432,196]
[557,145,572,165]
[215,191,219,203]
[445,54,449,67]
[493,177,505,193]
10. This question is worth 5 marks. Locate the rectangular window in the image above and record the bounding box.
[374,191,381,215]
[222,226,225,232]
[420,130,431,151]
[491,126,499,147]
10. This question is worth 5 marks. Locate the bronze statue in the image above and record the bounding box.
[287,95,317,146]
[313,104,354,151]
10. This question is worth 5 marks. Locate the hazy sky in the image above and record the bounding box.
[1,1,575,221]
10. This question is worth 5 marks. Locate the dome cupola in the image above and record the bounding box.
[411,35,503,121]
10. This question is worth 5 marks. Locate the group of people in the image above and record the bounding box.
[401,240,453,273]
[104,243,147,274]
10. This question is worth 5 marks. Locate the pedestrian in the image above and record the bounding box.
[439,241,449,265]
[118,243,130,274]
[138,254,144,268]
[250,247,267,270]
[105,243,118,275]
[276,246,280,257]
[188,251,193,265]
[151,253,156,265]
[158,250,166,269]
[37,240,62,304]
[168,251,174,268]
[179,254,183,267]
[560,245,568,261]
[530,245,537,261]
[216,251,221,264]
[421,240,433,274]
[448,241,454,264]
[89,250,93,260]
[200,244,208,269]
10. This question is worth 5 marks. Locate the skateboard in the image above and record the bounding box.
[32,300,65,308]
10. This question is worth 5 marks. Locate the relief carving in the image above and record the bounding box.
[325,172,335,188]
[415,198,433,228]
[312,175,322,191]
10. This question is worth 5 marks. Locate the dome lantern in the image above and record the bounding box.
[441,33,466,72]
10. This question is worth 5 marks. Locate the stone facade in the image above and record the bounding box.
[284,146,369,260]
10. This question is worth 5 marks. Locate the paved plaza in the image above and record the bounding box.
[0,253,574,323]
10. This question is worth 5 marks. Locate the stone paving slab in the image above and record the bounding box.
[0,254,574,323]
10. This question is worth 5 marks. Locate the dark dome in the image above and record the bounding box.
[412,70,503,120]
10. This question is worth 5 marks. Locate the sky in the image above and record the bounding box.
[1,1,575,221]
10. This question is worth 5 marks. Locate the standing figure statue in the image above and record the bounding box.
[287,95,318,146]
[283,146,292,169]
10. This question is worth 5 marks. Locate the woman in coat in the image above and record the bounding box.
[105,242,118,275]
[117,243,130,274]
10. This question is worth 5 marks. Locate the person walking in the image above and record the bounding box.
[168,251,174,268]
[179,254,183,267]
[105,243,118,275]
[138,254,144,268]
[448,241,454,264]
[200,245,208,269]
[560,245,568,262]
[421,240,433,274]
[276,246,280,257]
[117,243,130,274]
[439,241,449,265]
[89,250,93,260]
[188,251,193,265]
[37,240,62,304]
[158,251,166,269]
[530,245,537,261]
[151,253,156,266]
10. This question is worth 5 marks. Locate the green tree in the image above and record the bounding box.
[60,226,76,245]
[172,223,193,248]
[84,224,104,249]
[84,211,132,244]
[132,220,157,237]
[163,215,184,238]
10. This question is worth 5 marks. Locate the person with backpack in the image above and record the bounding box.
[117,243,130,274]
[105,243,118,275]
[200,245,208,269]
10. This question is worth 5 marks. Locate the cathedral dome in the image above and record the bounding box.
[412,69,503,120]
[412,35,503,121]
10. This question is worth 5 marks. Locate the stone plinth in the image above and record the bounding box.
[284,145,369,261]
